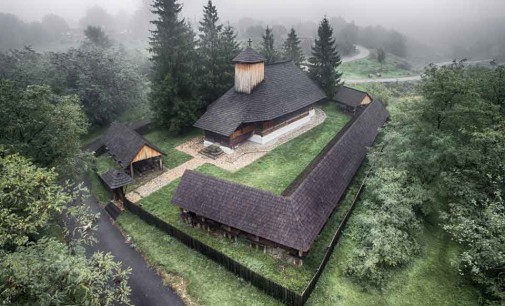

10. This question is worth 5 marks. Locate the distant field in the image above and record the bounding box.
[341,52,420,80]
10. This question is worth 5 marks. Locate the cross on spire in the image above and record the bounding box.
[247,38,252,47]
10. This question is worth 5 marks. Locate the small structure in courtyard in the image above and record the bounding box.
[198,144,224,160]
[99,168,133,202]
[333,86,373,112]
[103,122,165,178]
[194,46,326,153]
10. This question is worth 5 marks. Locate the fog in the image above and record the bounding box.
[1,0,505,60]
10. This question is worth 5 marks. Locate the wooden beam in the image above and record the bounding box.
[130,163,134,179]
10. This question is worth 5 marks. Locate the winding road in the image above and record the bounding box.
[83,178,185,306]
[341,45,370,63]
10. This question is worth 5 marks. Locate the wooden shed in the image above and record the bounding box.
[99,168,134,201]
[103,122,166,178]
[333,86,373,112]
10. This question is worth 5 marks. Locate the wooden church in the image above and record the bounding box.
[194,46,326,153]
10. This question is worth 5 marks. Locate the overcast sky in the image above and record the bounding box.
[1,0,504,41]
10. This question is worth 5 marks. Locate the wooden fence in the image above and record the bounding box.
[122,167,371,306]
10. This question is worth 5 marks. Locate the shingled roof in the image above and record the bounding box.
[334,86,371,107]
[99,168,134,190]
[232,47,265,63]
[103,122,164,168]
[194,61,327,136]
[173,100,389,252]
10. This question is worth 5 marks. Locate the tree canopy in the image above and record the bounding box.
[149,0,201,133]
[197,1,239,107]
[51,44,147,126]
[308,17,343,98]
[261,26,278,64]
[283,28,305,67]
[0,81,88,172]
[0,149,132,305]
[84,25,113,48]
[345,63,505,304]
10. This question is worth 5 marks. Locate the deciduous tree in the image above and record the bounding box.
[84,25,113,48]
[0,150,131,305]
[0,81,88,172]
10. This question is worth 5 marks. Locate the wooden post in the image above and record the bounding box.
[130,163,134,179]
[159,158,163,170]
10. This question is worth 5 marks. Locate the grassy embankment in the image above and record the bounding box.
[341,52,420,79]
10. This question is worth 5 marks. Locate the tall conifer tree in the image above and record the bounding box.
[218,24,240,92]
[197,0,224,105]
[261,26,278,64]
[282,28,305,67]
[149,0,200,132]
[197,2,239,107]
[308,17,342,98]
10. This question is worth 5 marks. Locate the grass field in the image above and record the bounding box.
[142,128,199,170]
[117,213,283,306]
[341,53,419,80]
[87,154,117,204]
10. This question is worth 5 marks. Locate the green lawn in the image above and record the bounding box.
[87,154,118,204]
[117,213,282,306]
[196,102,349,195]
[142,128,199,170]
[341,53,419,80]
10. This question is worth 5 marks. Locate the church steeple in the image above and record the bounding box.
[232,42,265,94]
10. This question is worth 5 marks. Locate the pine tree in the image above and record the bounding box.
[261,26,278,64]
[308,17,343,98]
[218,24,240,94]
[283,28,305,67]
[149,0,200,133]
[197,1,228,106]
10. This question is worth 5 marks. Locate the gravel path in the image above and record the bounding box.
[126,158,205,203]
[126,108,327,203]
